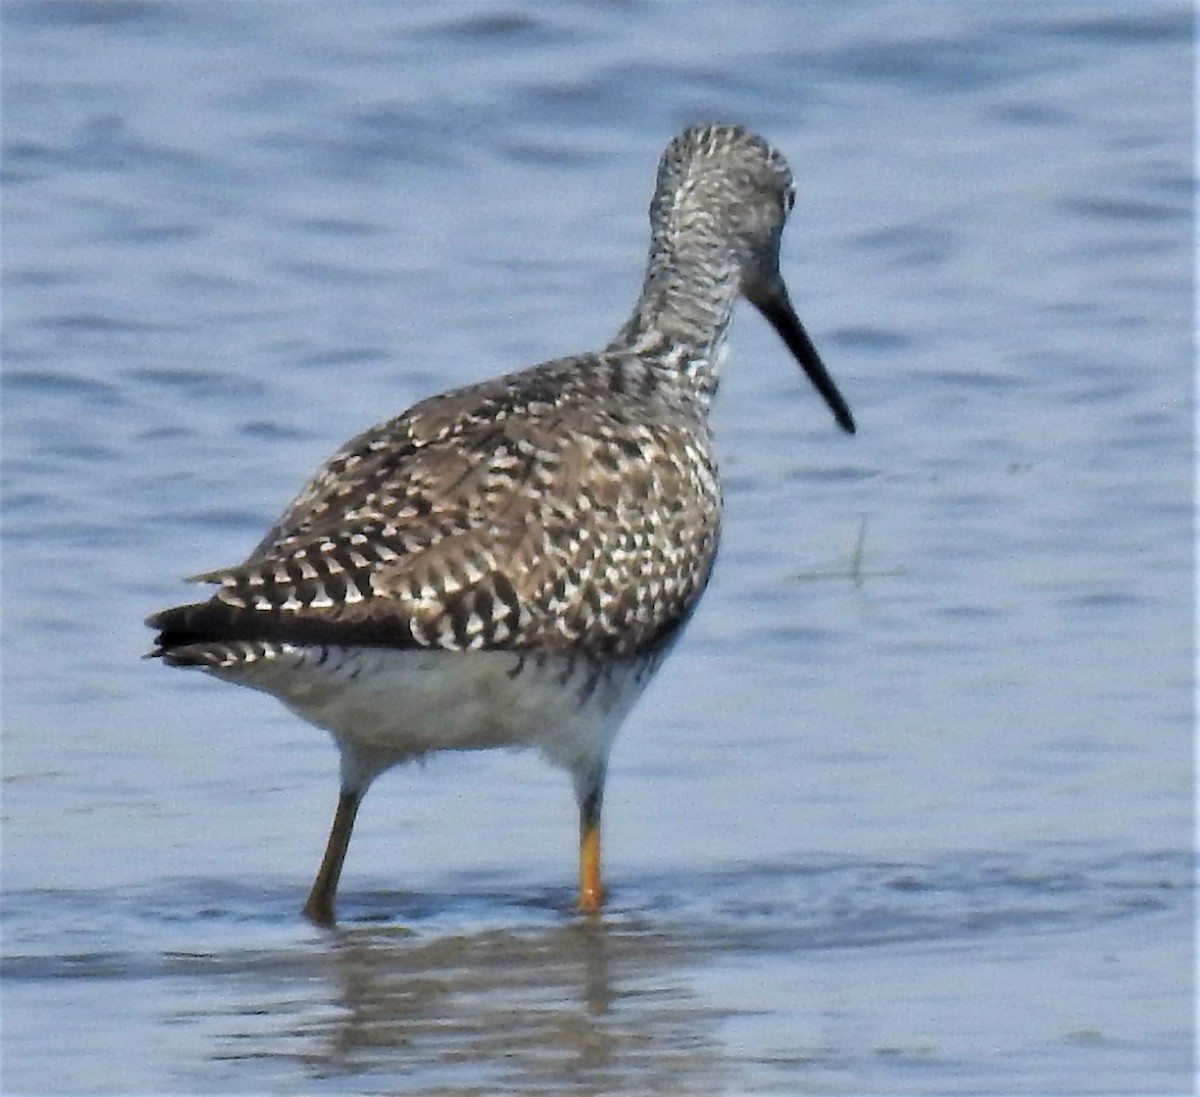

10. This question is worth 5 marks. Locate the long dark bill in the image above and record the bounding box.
[754,291,856,435]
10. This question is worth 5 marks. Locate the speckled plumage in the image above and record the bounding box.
[158,354,721,662]
[147,123,855,924]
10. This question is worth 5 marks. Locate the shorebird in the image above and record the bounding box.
[147,123,855,926]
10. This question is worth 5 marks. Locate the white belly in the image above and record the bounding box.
[203,644,661,790]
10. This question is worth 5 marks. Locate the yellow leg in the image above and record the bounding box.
[303,788,361,927]
[576,786,605,914]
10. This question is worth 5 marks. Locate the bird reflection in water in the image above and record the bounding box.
[219,916,732,1093]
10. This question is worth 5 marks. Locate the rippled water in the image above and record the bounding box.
[2,1,1193,1093]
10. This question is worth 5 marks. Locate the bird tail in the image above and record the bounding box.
[144,600,248,667]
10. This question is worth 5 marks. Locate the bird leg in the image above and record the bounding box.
[303,788,361,927]
[577,778,605,914]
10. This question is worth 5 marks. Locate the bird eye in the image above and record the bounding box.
[784,187,796,213]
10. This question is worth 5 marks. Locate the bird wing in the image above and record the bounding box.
[157,357,720,660]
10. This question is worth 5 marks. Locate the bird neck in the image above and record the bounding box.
[607,236,739,404]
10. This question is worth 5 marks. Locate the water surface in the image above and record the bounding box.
[2,2,1193,1093]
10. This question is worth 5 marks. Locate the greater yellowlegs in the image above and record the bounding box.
[147,123,855,926]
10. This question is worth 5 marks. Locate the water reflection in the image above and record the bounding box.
[193,847,1186,1091]
[225,918,730,1093]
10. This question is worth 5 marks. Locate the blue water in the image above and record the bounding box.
[2,1,1193,1093]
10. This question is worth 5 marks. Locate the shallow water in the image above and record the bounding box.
[1,1,1194,1093]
